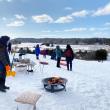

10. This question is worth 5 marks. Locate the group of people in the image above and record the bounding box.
[0,37,74,92]
[35,44,74,71]
[55,44,74,71]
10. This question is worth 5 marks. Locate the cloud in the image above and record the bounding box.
[89,28,96,31]
[0,0,12,2]
[93,32,109,37]
[54,30,61,32]
[55,15,73,23]
[64,27,109,33]
[2,14,26,27]
[32,14,53,23]
[105,22,110,26]
[6,20,24,27]
[32,13,74,24]
[72,10,89,17]
[89,27,109,31]
[64,28,87,32]
[2,17,7,21]
[6,0,12,2]
[64,7,72,10]
[42,30,51,33]
[31,10,89,24]
[93,3,110,16]
[15,14,26,20]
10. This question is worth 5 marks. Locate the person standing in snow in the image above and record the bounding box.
[64,44,74,71]
[19,48,25,60]
[35,44,40,59]
[8,42,12,54]
[42,49,47,58]
[55,45,62,68]
[51,49,56,60]
[0,36,11,92]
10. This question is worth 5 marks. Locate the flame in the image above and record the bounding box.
[48,76,64,84]
[53,75,60,79]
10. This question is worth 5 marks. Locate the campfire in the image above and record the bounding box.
[42,77,67,92]
[48,76,64,84]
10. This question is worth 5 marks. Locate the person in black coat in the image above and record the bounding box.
[19,48,25,60]
[64,44,74,71]
[8,42,12,54]
[0,36,11,92]
[51,49,56,60]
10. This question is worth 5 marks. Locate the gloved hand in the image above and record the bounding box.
[6,70,16,77]
[5,65,16,77]
[5,65,11,76]
[5,65,11,71]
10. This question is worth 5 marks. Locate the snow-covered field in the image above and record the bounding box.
[0,53,110,110]
[12,43,110,52]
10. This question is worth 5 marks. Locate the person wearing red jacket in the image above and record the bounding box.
[64,44,74,71]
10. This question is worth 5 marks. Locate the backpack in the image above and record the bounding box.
[65,49,73,57]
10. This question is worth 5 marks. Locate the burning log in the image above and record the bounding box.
[48,77,64,84]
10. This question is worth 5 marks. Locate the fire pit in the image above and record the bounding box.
[42,77,67,92]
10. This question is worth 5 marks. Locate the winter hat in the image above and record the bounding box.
[1,36,10,42]
[66,44,71,49]
[0,36,10,47]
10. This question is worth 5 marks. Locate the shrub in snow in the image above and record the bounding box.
[82,51,96,60]
[26,47,34,54]
[95,49,108,61]
[18,48,26,54]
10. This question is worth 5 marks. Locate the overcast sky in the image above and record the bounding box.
[0,0,110,39]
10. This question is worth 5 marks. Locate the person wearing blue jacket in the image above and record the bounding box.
[35,44,40,59]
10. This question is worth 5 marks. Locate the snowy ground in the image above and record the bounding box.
[0,53,110,110]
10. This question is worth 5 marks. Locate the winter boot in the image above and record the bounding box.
[4,85,10,90]
[0,86,6,92]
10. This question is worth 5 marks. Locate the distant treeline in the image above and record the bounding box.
[11,38,110,45]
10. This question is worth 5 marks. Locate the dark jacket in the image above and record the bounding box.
[64,48,74,60]
[0,36,10,78]
[8,42,12,52]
